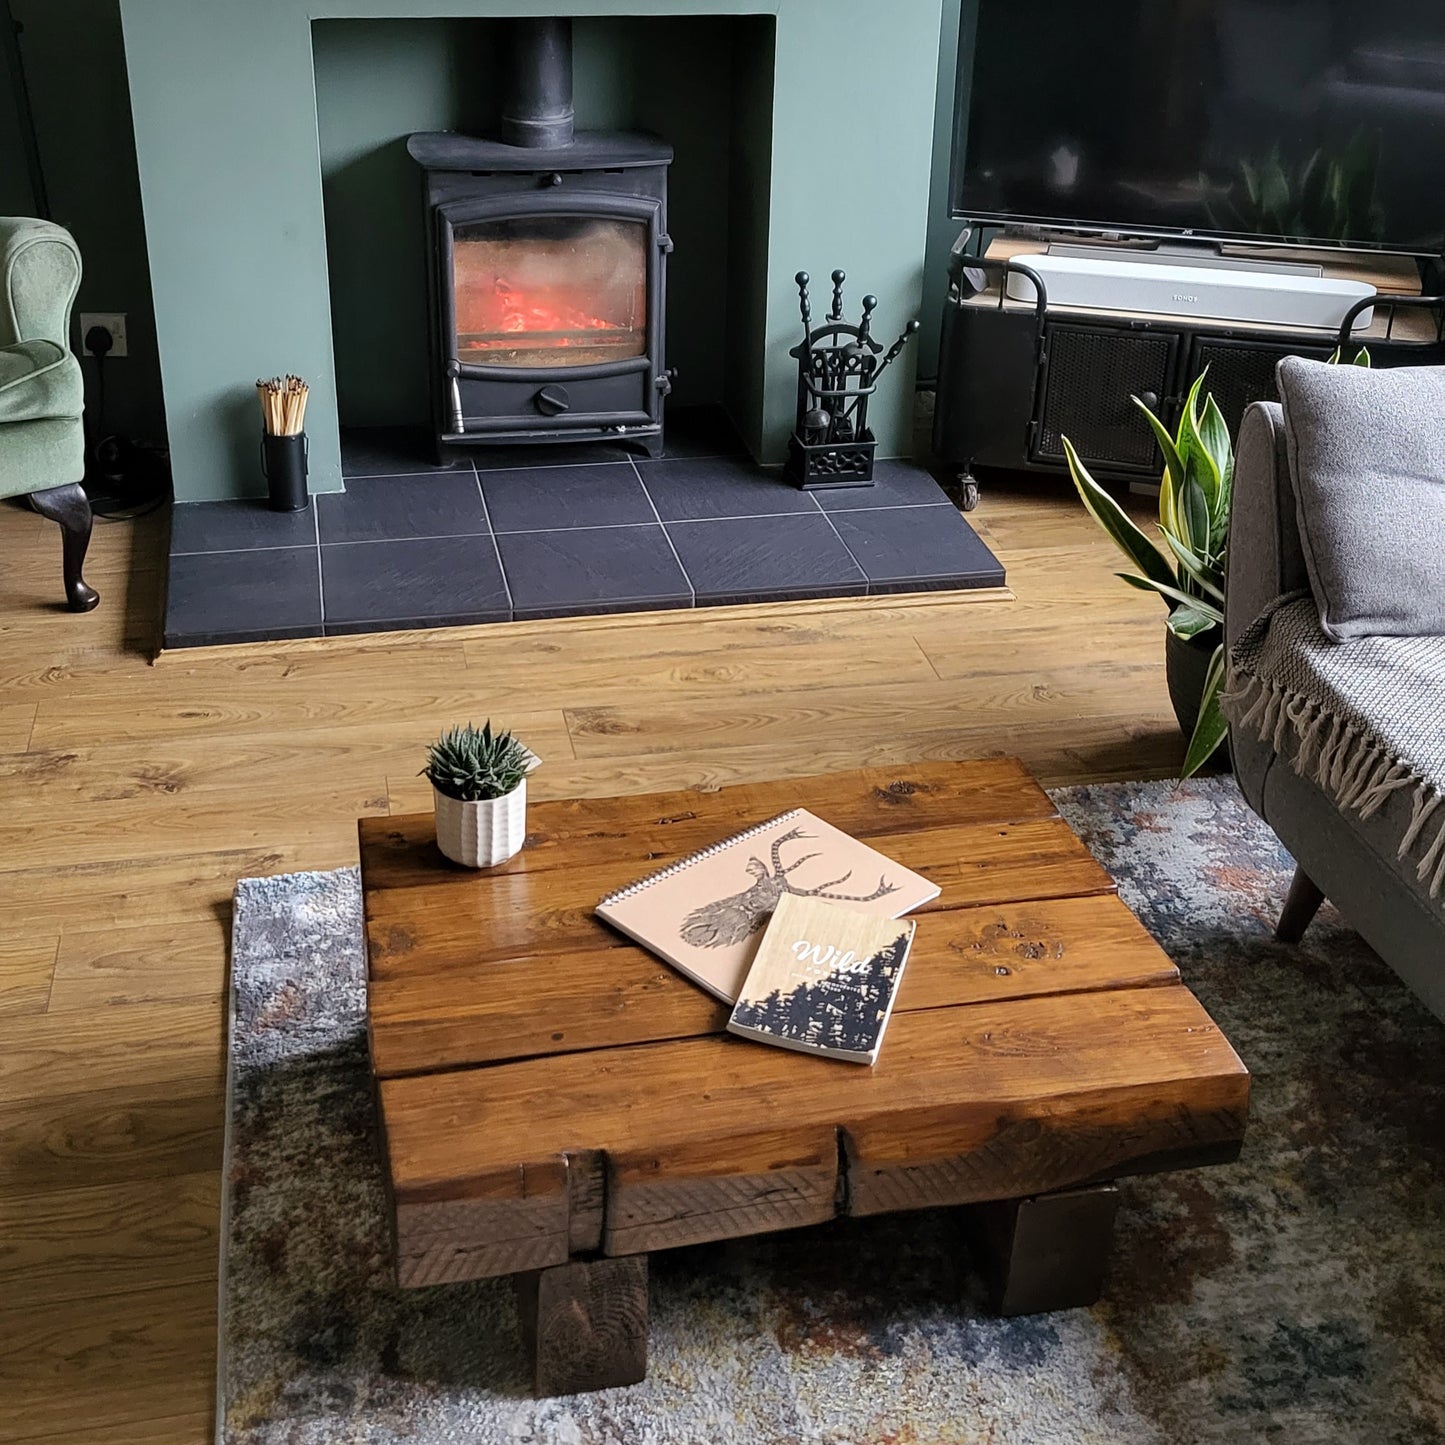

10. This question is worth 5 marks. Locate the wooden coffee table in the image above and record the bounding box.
[360,759,1249,1396]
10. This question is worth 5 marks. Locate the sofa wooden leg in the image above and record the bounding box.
[1276,865,1324,944]
[28,482,99,612]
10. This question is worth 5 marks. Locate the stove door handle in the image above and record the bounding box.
[446,359,466,434]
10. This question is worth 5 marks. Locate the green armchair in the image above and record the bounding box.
[1,217,98,611]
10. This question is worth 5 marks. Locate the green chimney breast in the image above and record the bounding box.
[117,0,946,501]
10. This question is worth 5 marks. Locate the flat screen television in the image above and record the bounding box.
[950,0,1445,256]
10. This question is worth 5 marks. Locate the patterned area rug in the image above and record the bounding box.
[220,778,1445,1445]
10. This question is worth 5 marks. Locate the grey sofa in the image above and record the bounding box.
[1226,400,1445,1021]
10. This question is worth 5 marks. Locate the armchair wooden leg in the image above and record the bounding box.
[28,482,99,612]
[1276,865,1324,944]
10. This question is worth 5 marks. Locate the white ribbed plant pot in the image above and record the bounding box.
[433,778,527,868]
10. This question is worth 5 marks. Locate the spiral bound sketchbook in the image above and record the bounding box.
[594,810,939,1003]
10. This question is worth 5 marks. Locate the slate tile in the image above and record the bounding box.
[321,536,511,629]
[827,505,1007,592]
[497,525,692,619]
[164,547,322,647]
[667,514,866,606]
[482,463,655,533]
[169,500,316,555]
[638,455,817,522]
[812,459,957,511]
[318,473,490,544]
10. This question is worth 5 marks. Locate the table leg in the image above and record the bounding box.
[962,1182,1120,1317]
[515,1254,649,1396]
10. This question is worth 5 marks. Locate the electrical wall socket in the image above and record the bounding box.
[79,313,128,358]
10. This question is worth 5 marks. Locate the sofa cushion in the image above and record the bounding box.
[0,339,83,423]
[1276,356,1445,639]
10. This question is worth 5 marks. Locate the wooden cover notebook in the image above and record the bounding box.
[594,809,938,1003]
[727,894,916,1064]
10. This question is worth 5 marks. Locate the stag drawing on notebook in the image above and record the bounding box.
[679,826,899,949]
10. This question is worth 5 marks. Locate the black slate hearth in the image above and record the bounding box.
[162,409,1005,648]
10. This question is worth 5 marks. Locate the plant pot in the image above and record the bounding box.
[1164,625,1220,739]
[432,778,527,868]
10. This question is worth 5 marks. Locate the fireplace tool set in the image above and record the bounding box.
[785,269,919,489]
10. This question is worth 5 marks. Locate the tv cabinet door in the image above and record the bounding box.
[1184,336,1334,440]
[1032,325,1179,476]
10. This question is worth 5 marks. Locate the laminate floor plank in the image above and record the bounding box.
[0,1079,224,1195]
[48,919,229,1012]
[0,1281,216,1442]
[0,999,224,1104]
[0,1172,220,1309]
[0,938,58,1016]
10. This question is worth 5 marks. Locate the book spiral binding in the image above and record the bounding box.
[596,809,804,907]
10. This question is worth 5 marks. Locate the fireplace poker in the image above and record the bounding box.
[869,321,922,386]
[859,294,878,346]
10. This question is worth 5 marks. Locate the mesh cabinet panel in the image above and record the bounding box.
[1187,339,1334,438]
[1035,326,1176,471]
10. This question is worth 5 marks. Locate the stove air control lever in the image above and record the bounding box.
[535,385,570,416]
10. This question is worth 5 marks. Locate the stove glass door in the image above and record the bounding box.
[451,214,649,369]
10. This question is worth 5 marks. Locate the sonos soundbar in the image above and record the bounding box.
[1004,253,1376,331]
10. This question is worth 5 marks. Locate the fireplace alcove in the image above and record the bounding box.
[407,18,676,456]
[317,13,770,460]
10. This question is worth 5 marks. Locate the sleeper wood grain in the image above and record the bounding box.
[367,891,1177,1076]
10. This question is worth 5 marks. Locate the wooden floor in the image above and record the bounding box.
[0,477,1180,1444]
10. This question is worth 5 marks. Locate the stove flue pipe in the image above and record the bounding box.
[500,18,575,149]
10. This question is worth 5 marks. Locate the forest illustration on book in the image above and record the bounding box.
[679,826,900,949]
[728,893,918,1062]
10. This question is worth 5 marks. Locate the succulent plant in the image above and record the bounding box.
[421,721,535,802]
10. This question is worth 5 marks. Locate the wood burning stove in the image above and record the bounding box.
[410,19,673,459]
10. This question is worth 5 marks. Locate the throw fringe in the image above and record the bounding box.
[1224,665,1445,901]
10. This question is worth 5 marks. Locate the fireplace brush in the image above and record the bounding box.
[257,375,311,512]
[256,375,310,438]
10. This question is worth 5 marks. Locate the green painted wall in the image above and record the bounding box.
[920,0,964,383]
[116,0,946,501]
[7,0,164,443]
[315,19,501,430]
[0,1,39,216]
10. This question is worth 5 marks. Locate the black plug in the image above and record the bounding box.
[84,324,114,357]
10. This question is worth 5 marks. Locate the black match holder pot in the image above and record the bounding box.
[262,432,310,512]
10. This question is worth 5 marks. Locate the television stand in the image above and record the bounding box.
[934,232,1444,491]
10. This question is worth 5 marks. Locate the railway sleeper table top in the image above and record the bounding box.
[361,758,1249,1396]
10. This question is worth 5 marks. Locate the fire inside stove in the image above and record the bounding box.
[452,215,648,369]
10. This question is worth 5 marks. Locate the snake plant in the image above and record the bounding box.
[1063,374,1232,777]
[1066,353,1371,776]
